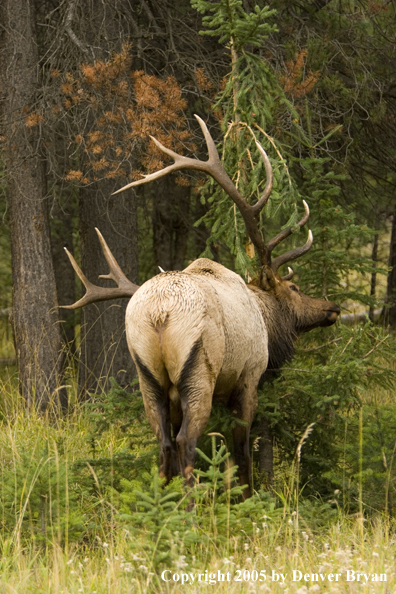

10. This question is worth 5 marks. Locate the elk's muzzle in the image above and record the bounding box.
[323,303,341,326]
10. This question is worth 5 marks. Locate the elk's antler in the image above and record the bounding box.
[61,228,139,309]
[265,201,313,274]
[114,114,312,274]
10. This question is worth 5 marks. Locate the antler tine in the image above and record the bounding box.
[60,231,139,310]
[262,200,311,268]
[271,229,313,273]
[112,138,187,194]
[112,114,242,198]
[266,200,310,253]
[251,141,273,215]
[95,228,138,291]
[281,267,294,281]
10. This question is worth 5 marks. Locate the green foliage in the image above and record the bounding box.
[324,400,396,515]
[285,105,382,306]
[119,468,190,570]
[192,438,285,544]
[256,323,396,499]
[193,0,297,272]
[117,436,284,569]
[191,0,277,51]
[0,425,86,544]
[85,377,145,435]
[76,379,157,494]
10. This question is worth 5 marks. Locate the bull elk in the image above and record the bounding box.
[63,116,339,498]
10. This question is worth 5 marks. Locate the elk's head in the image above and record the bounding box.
[257,266,340,333]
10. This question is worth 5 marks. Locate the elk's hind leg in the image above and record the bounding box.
[134,354,178,482]
[230,380,258,500]
[175,339,216,487]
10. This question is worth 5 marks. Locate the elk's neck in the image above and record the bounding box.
[249,286,297,371]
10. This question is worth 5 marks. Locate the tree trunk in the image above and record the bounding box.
[78,181,138,397]
[0,0,65,411]
[258,416,274,488]
[369,232,378,323]
[51,194,76,350]
[385,202,396,328]
[152,177,190,271]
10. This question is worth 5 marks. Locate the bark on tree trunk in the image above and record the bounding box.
[385,202,396,328]
[152,177,190,271]
[258,416,274,488]
[78,181,138,397]
[0,0,66,411]
[369,232,378,323]
[51,194,76,350]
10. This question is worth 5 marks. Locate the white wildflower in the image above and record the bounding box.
[175,555,188,570]
[122,563,133,573]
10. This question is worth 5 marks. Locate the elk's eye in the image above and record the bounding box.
[290,285,299,292]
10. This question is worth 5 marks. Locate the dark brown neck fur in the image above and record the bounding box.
[248,285,297,372]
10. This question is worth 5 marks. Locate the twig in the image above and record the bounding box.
[339,337,353,358]
[361,335,390,360]
[0,358,17,367]
[301,337,343,352]
[65,0,89,55]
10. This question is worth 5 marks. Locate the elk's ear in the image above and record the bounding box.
[260,266,278,291]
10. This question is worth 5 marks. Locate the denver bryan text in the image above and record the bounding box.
[292,570,387,583]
